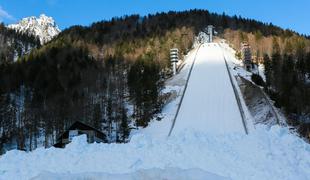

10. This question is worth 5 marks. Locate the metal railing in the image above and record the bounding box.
[222,48,248,134]
[168,44,202,136]
[168,43,249,136]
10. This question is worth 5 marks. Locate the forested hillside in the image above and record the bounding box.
[222,27,310,139]
[1,9,310,153]
[263,42,310,138]
[0,23,40,65]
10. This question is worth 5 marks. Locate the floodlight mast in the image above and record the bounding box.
[170,48,179,75]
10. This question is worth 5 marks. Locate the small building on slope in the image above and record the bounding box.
[54,121,106,148]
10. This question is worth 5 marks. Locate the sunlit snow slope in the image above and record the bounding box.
[171,43,246,135]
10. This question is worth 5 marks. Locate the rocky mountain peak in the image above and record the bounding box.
[8,14,61,44]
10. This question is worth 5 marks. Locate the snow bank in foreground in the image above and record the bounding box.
[31,168,228,180]
[1,125,309,180]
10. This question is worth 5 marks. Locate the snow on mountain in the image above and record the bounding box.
[8,14,60,44]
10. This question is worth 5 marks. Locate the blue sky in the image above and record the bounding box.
[0,0,309,35]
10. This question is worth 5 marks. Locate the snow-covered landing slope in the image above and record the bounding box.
[171,43,246,135]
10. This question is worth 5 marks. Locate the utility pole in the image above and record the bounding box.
[170,48,179,75]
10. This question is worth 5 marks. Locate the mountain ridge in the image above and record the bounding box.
[8,14,60,44]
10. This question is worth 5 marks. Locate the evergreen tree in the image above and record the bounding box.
[271,52,282,92]
[280,54,296,111]
[119,107,129,142]
[263,54,272,89]
[306,52,310,76]
[128,56,162,127]
[93,103,101,128]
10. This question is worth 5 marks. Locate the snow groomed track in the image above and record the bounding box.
[170,43,247,135]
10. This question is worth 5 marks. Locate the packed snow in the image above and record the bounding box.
[1,126,310,180]
[8,14,60,44]
[171,43,247,135]
[31,167,228,180]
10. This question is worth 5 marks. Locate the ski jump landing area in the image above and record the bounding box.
[171,43,247,135]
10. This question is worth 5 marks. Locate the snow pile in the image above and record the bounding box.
[8,14,60,44]
[1,126,310,180]
[31,168,228,180]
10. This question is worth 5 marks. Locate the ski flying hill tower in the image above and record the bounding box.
[203,25,217,43]
[207,25,215,42]
[241,42,252,71]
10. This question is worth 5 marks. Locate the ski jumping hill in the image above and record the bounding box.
[170,43,248,135]
[0,42,309,180]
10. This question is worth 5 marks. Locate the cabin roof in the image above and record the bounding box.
[56,121,105,141]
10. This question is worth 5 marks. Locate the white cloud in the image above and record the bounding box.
[0,6,14,22]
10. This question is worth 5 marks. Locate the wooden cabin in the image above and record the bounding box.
[54,121,106,148]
